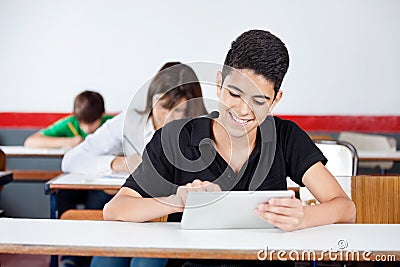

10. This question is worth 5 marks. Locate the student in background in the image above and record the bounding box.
[24,90,113,149]
[62,62,207,174]
[103,30,356,267]
[61,62,207,267]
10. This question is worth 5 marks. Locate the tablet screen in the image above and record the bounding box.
[181,190,294,229]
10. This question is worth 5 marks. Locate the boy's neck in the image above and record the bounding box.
[211,120,257,172]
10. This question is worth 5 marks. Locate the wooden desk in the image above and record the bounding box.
[45,173,128,219]
[357,150,400,161]
[0,171,13,186]
[0,146,67,158]
[0,218,398,261]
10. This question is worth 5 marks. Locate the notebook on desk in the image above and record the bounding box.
[181,190,294,229]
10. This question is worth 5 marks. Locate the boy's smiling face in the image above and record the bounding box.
[216,69,282,140]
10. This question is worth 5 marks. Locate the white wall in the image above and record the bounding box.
[0,0,399,115]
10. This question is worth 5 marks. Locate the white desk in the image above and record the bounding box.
[357,150,400,162]
[45,173,128,219]
[0,218,399,261]
[0,146,68,158]
[45,173,127,192]
[0,146,67,181]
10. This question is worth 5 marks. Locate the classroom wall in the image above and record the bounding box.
[1,0,399,116]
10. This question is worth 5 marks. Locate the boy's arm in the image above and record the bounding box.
[255,120,355,231]
[25,116,83,148]
[103,180,221,222]
[110,154,141,173]
[24,131,83,148]
[103,187,180,222]
[255,162,355,232]
[300,162,356,226]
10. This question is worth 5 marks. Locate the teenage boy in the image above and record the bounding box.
[103,30,355,266]
[24,90,113,148]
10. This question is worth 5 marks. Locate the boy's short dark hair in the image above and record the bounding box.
[222,29,290,95]
[73,90,105,123]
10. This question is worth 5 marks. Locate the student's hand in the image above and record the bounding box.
[111,154,142,172]
[170,179,221,212]
[254,195,304,232]
[66,136,83,148]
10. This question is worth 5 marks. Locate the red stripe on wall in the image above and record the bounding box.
[0,112,399,133]
[278,115,400,133]
[0,112,70,128]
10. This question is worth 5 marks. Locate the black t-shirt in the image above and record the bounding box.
[123,112,327,222]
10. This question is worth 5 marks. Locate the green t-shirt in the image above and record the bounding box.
[41,115,114,138]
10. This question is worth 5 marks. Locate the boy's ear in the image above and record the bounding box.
[216,71,223,97]
[269,90,283,112]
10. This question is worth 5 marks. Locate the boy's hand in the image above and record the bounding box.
[169,179,221,212]
[111,154,142,172]
[254,195,304,232]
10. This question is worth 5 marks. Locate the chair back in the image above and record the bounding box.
[314,140,358,176]
[60,209,104,221]
[299,140,358,204]
[60,209,168,222]
[352,175,400,223]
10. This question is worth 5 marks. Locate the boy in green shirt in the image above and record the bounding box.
[25,90,113,148]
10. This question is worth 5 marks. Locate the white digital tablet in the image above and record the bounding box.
[181,190,294,229]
